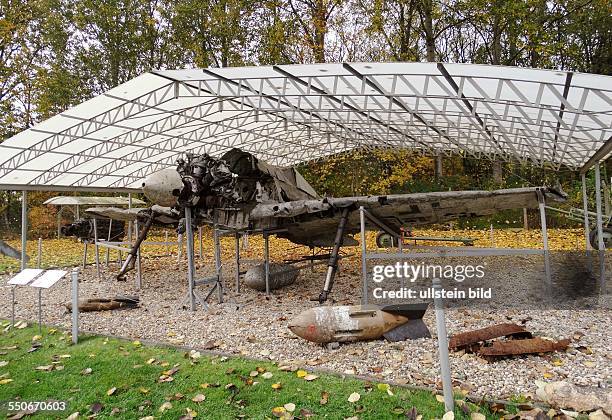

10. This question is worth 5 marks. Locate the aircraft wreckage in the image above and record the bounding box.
[76,148,565,302]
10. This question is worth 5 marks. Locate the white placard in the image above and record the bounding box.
[30,270,67,289]
[8,269,44,286]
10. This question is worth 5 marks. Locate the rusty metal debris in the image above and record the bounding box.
[450,322,571,359]
[0,240,27,261]
[449,323,532,350]
[65,296,139,312]
[478,338,571,357]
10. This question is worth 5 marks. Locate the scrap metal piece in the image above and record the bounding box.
[478,337,571,357]
[116,213,155,281]
[0,240,28,261]
[383,319,431,341]
[289,303,429,344]
[243,262,300,291]
[65,295,139,312]
[449,323,532,350]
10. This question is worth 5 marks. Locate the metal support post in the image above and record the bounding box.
[165,231,170,256]
[185,207,196,311]
[213,222,223,303]
[537,191,552,290]
[582,173,591,251]
[93,218,101,280]
[594,164,606,286]
[57,207,62,239]
[360,207,368,305]
[523,208,529,230]
[37,238,42,269]
[11,287,15,327]
[82,242,88,268]
[235,232,241,293]
[264,231,270,295]
[432,278,454,413]
[127,193,133,243]
[135,220,142,289]
[21,191,27,270]
[105,219,113,267]
[489,224,495,247]
[71,268,79,344]
[36,237,43,334]
[37,289,42,335]
[310,247,315,273]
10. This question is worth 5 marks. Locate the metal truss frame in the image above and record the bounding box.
[0,63,610,191]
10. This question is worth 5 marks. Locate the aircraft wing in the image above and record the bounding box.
[84,205,179,225]
[251,186,566,245]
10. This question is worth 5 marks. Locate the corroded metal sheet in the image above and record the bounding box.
[449,323,532,350]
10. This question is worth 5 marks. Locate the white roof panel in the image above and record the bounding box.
[0,62,610,192]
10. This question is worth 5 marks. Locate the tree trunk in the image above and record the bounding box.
[312,0,326,62]
[492,161,503,183]
[419,0,436,62]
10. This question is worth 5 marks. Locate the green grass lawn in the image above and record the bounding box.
[0,321,495,419]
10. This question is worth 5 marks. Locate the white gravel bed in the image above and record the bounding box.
[1,254,610,401]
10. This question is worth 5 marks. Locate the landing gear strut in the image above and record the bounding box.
[318,208,350,303]
[116,212,155,281]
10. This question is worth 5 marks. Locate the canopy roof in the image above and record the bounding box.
[43,196,146,206]
[0,62,610,192]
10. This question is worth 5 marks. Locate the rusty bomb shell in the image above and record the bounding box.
[288,305,410,343]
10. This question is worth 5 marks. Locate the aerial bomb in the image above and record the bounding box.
[288,303,430,344]
[243,263,300,291]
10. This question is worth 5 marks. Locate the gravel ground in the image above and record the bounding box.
[1,252,610,401]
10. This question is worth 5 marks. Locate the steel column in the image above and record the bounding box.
[582,173,591,251]
[537,192,552,289]
[37,238,42,269]
[21,191,27,270]
[199,227,203,257]
[11,287,15,327]
[177,234,183,262]
[105,219,113,266]
[57,207,62,239]
[185,207,196,311]
[594,164,606,286]
[37,289,42,335]
[93,218,100,279]
[264,232,270,295]
[432,278,453,413]
[165,231,170,256]
[235,232,241,293]
[128,193,133,242]
[135,220,142,289]
[82,242,88,268]
[360,207,368,305]
[213,212,223,303]
[71,268,79,344]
